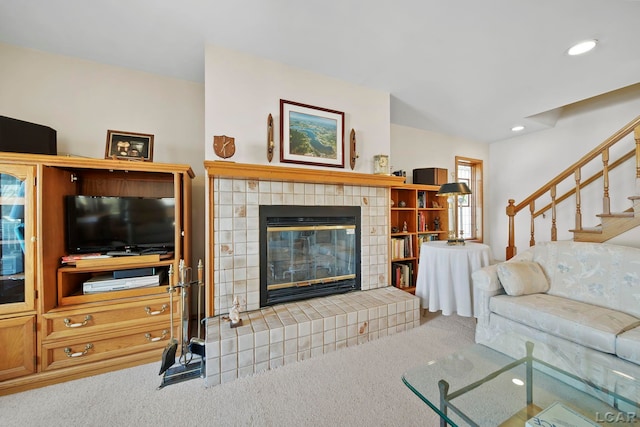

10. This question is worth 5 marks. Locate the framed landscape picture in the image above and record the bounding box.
[280,100,345,168]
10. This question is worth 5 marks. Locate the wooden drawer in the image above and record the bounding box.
[43,295,180,341]
[41,323,180,371]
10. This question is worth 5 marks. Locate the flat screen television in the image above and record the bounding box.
[65,195,175,254]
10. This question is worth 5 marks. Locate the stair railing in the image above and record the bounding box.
[506,115,640,259]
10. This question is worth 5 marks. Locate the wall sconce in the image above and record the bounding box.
[436,182,471,245]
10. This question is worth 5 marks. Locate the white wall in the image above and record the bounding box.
[0,43,206,267]
[489,84,640,260]
[204,44,391,171]
[390,123,491,243]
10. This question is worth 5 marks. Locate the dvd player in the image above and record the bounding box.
[83,272,164,294]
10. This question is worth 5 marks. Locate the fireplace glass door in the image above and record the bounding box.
[260,205,361,306]
[267,224,356,289]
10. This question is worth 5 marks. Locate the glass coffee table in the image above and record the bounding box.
[402,342,639,426]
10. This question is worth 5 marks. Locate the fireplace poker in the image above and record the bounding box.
[158,265,177,375]
[178,259,193,367]
[158,260,206,388]
[188,260,206,357]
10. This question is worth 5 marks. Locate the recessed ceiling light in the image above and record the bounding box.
[567,40,597,56]
[511,125,525,132]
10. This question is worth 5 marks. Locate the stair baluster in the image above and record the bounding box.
[635,126,640,194]
[529,201,535,247]
[506,199,516,259]
[602,148,610,215]
[551,185,557,241]
[574,168,582,231]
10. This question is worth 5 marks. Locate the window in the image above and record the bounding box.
[456,157,483,242]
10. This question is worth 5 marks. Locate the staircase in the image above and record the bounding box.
[506,115,640,259]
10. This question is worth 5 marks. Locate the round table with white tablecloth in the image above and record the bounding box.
[415,241,491,317]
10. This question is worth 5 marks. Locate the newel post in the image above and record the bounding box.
[506,199,516,260]
[635,125,640,195]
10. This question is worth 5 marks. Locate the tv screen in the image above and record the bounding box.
[65,195,175,254]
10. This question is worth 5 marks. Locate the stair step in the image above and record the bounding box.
[569,226,602,234]
[629,195,640,201]
[597,212,634,218]
[572,206,640,243]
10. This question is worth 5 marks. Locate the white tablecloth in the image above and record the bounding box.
[415,241,491,317]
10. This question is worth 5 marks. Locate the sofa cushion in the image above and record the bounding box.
[496,261,549,296]
[489,293,640,354]
[617,326,640,365]
[527,241,640,318]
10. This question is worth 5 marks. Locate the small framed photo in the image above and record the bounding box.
[280,99,345,168]
[105,130,154,162]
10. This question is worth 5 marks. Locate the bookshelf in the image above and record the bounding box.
[390,184,448,294]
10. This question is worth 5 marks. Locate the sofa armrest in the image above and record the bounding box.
[472,264,505,324]
[472,264,502,292]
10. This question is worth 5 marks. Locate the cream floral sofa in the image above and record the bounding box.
[473,241,640,402]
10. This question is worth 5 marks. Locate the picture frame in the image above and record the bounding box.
[280,99,345,168]
[105,130,154,162]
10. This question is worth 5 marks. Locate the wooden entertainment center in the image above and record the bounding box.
[0,152,193,395]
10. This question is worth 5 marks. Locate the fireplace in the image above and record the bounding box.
[205,163,399,316]
[259,205,361,306]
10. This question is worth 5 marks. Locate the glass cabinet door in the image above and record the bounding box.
[0,165,35,315]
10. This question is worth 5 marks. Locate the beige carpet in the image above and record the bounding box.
[2,312,475,427]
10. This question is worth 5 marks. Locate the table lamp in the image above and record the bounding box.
[436,182,471,245]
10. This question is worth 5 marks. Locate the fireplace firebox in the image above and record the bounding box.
[259,205,361,307]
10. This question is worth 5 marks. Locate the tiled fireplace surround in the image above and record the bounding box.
[204,163,418,385]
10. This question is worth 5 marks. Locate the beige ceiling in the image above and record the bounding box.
[1,0,639,143]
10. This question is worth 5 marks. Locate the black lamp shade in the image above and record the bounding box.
[436,182,471,196]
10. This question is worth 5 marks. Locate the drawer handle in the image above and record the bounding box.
[64,343,94,358]
[64,315,92,328]
[145,304,168,316]
[145,330,168,342]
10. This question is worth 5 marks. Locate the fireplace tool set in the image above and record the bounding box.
[158,259,206,389]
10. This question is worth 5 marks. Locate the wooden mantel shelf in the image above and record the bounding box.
[204,161,405,187]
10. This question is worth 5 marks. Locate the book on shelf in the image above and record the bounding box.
[61,253,111,265]
[418,212,428,232]
[391,236,413,259]
[391,237,404,259]
[417,191,426,208]
[391,262,413,288]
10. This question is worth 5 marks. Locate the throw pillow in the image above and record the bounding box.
[497,261,549,296]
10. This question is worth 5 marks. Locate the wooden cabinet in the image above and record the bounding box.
[0,152,193,396]
[0,315,36,381]
[0,164,36,382]
[390,184,448,294]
